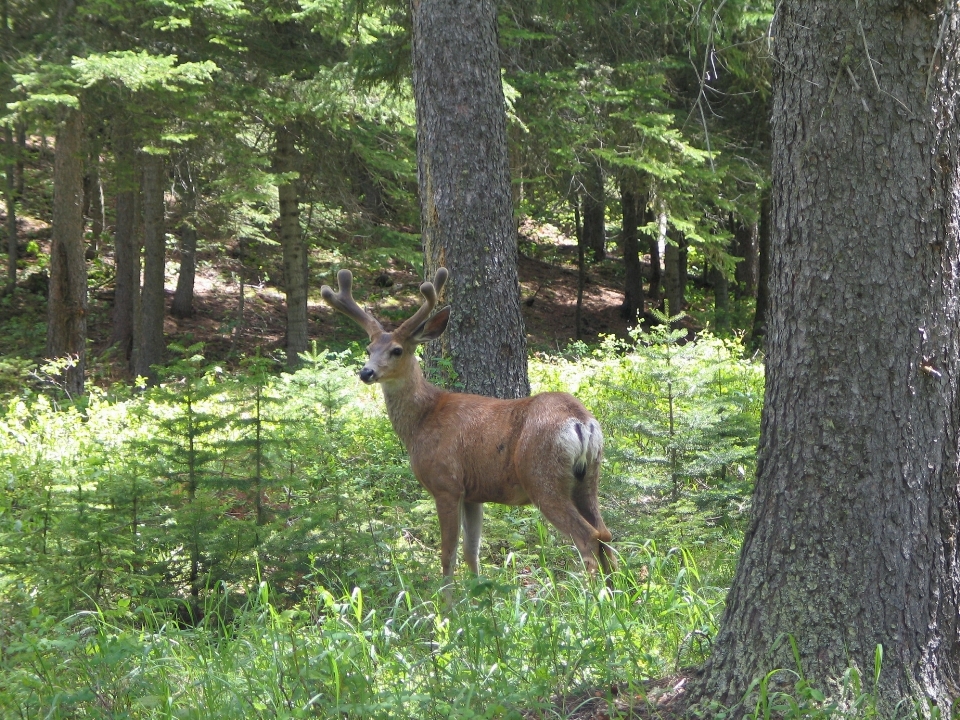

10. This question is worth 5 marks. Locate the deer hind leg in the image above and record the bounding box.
[533,498,605,575]
[461,501,483,575]
[571,475,617,573]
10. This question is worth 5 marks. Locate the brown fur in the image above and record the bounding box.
[321,268,616,585]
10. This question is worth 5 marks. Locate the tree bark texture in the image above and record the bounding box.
[171,161,197,319]
[275,124,308,369]
[135,153,165,383]
[582,158,605,262]
[110,127,138,359]
[15,123,24,198]
[619,180,644,323]
[46,108,87,397]
[694,2,960,715]
[411,0,529,399]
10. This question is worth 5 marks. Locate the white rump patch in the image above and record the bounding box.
[558,418,603,478]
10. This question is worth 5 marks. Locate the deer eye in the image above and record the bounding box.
[390,347,404,357]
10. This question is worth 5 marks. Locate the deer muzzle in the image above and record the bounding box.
[359,367,377,384]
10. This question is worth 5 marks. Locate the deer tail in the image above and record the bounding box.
[561,418,603,483]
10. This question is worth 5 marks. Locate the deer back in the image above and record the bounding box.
[402,389,602,507]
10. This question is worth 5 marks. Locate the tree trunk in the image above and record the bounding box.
[692,2,960,715]
[275,124,308,369]
[81,138,103,258]
[619,179,644,323]
[574,199,584,341]
[46,108,86,398]
[708,263,729,333]
[110,128,138,361]
[582,159,605,262]
[355,153,386,223]
[411,0,529,399]
[662,228,685,319]
[230,237,248,353]
[750,192,771,351]
[171,160,197,319]
[135,153,165,383]
[5,124,16,294]
[15,122,24,199]
[1,0,13,295]
[647,211,662,307]
[677,231,687,302]
[732,213,758,298]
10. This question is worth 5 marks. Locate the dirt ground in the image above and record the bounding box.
[528,669,697,720]
[98,240,640,368]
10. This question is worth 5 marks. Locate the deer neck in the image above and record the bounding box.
[379,362,443,449]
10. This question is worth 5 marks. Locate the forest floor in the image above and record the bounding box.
[4,211,647,374]
[21,218,643,376]
[150,243,637,365]
[153,228,639,365]
[540,670,696,720]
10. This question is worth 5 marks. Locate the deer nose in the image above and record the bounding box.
[359,367,376,383]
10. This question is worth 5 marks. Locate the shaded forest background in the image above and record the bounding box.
[1,0,772,385]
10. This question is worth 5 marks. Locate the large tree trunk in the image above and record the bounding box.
[171,160,197,319]
[46,108,87,398]
[692,2,960,715]
[110,126,138,361]
[275,124,308,369]
[135,153,165,383]
[581,159,605,262]
[411,0,529,399]
[619,179,643,323]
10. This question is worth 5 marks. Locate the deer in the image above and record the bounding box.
[320,267,616,589]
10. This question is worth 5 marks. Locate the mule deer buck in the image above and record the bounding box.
[321,267,615,587]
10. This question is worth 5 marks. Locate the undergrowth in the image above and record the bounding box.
[0,329,772,718]
[2,546,722,719]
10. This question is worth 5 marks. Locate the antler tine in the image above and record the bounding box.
[397,267,449,337]
[320,269,384,338]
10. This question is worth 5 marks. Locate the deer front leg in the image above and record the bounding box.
[435,495,462,581]
[461,502,483,575]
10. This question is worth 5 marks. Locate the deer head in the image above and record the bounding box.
[321,268,451,385]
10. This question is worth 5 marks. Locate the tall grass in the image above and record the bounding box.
[2,543,724,719]
[0,333,766,718]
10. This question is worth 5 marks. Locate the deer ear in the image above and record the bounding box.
[412,306,450,344]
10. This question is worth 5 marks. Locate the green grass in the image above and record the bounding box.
[0,331,766,718]
[2,543,724,719]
